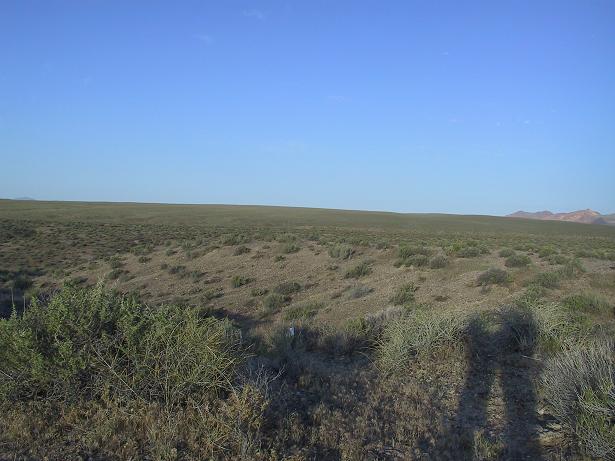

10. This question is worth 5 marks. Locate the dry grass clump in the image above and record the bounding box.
[563,292,612,313]
[541,341,615,460]
[377,308,467,374]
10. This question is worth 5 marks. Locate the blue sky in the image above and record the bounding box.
[1,1,614,215]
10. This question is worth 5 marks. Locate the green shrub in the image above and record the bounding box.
[532,272,561,289]
[538,246,557,258]
[222,233,250,246]
[390,283,418,306]
[0,284,243,404]
[273,281,301,296]
[262,293,288,314]
[477,268,509,286]
[109,256,124,269]
[328,243,355,260]
[398,245,432,259]
[498,248,515,258]
[344,261,372,279]
[541,341,615,459]
[397,254,429,267]
[563,293,611,313]
[283,301,323,321]
[456,246,481,258]
[429,255,448,269]
[231,275,252,288]
[505,254,531,268]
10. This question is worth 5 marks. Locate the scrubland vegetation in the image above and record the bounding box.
[1,200,615,460]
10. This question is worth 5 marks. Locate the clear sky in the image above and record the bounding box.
[1,1,614,215]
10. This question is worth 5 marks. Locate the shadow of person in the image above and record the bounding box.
[445,309,544,460]
[498,307,543,460]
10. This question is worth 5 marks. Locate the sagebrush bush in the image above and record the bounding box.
[547,254,569,265]
[390,283,418,306]
[505,254,531,268]
[477,268,509,286]
[231,275,252,288]
[532,271,561,289]
[498,248,515,258]
[541,341,615,459]
[456,246,486,258]
[274,281,301,295]
[429,255,448,269]
[344,261,372,279]
[398,245,432,259]
[262,293,288,314]
[328,243,355,260]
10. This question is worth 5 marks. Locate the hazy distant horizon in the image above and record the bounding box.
[2,196,613,218]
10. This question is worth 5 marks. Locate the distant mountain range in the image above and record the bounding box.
[507,209,615,226]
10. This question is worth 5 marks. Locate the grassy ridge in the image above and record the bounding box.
[2,199,615,236]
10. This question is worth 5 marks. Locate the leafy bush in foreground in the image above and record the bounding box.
[0,283,243,404]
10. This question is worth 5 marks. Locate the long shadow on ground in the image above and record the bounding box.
[445,308,544,460]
